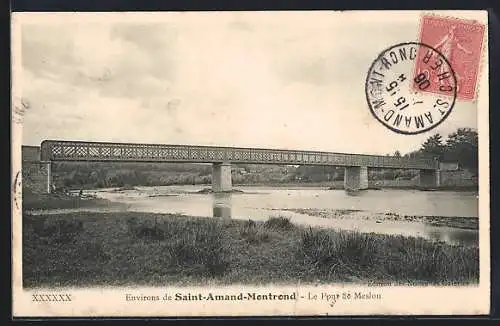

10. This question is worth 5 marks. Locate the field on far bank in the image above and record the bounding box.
[23,212,479,288]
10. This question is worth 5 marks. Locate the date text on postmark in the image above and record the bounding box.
[365,42,457,135]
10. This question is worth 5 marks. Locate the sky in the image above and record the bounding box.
[15,11,481,155]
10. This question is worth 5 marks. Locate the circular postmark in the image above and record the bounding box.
[365,42,457,135]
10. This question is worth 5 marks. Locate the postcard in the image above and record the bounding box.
[11,10,489,317]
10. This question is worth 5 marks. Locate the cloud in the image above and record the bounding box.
[18,12,478,155]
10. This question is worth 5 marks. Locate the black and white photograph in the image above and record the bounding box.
[12,10,490,316]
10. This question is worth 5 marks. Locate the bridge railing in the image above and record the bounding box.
[40,140,437,170]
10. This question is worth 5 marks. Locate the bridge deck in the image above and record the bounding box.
[40,140,437,170]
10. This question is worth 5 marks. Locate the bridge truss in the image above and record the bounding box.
[40,140,437,170]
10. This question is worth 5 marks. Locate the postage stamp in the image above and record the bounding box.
[416,14,486,101]
[365,42,457,135]
[11,11,490,317]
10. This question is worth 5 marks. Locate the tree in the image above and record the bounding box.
[443,128,478,171]
[394,150,401,157]
[404,128,479,174]
[420,133,445,159]
[404,150,420,159]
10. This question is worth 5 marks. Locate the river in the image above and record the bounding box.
[73,185,479,247]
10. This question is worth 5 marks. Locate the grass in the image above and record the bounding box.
[298,227,478,283]
[22,212,479,288]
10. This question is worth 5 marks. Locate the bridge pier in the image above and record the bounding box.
[212,162,232,193]
[419,169,441,188]
[344,166,368,191]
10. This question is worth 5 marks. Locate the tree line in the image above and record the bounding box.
[395,128,478,173]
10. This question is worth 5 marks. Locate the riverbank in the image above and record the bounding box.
[22,192,124,211]
[280,208,479,230]
[23,211,478,288]
[62,182,479,192]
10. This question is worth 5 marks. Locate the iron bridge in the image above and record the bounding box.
[40,140,438,170]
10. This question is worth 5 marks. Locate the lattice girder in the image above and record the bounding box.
[39,140,438,170]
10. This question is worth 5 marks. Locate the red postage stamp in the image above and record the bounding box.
[414,15,485,101]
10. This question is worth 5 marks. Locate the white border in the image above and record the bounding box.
[11,10,490,317]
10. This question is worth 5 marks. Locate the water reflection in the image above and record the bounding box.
[425,228,478,246]
[345,190,366,197]
[205,192,478,246]
[212,193,232,219]
[78,186,478,247]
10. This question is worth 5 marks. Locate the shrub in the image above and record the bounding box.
[239,220,270,244]
[135,226,166,241]
[264,216,294,231]
[125,216,140,230]
[383,236,479,283]
[243,219,257,228]
[335,231,378,268]
[300,228,379,278]
[166,219,229,277]
[300,227,340,276]
[127,216,167,241]
[299,227,479,283]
